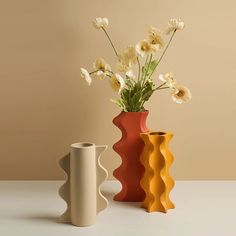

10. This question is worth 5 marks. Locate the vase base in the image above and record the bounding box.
[113,191,145,202]
[141,202,175,213]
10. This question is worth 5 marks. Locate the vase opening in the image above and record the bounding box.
[150,132,166,136]
[71,142,94,148]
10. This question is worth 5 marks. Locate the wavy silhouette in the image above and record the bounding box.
[96,145,109,213]
[58,154,71,222]
[113,111,148,202]
[58,143,108,226]
[140,132,175,212]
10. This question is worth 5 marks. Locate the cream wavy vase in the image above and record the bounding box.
[140,132,175,213]
[59,142,108,227]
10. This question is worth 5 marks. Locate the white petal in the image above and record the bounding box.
[116,74,125,91]
[126,70,135,78]
[97,70,104,76]
[102,18,109,27]
[116,61,130,72]
[158,74,166,82]
[80,68,92,86]
[93,17,109,29]
[172,95,183,104]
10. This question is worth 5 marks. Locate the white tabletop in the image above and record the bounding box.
[0,180,235,236]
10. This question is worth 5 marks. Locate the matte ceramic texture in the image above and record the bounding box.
[59,142,108,227]
[140,132,175,213]
[113,111,148,202]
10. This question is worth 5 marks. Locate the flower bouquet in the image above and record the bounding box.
[80,17,191,201]
[80,17,191,111]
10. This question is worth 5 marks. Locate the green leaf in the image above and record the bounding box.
[119,79,156,112]
[142,59,159,78]
[110,99,123,108]
[125,76,134,89]
[147,60,159,76]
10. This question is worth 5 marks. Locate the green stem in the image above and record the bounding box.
[155,82,167,90]
[137,57,141,81]
[141,55,149,81]
[101,27,119,58]
[156,86,169,90]
[148,29,177,79]
[90,69,114,76]
[139,100,145,110]
[89,70,100,75]
[126,76,136,84]
[142,53,152,86]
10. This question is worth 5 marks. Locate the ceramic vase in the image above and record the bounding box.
[113,111,148,202]
[140,132,175,213]
[59,142,108,227]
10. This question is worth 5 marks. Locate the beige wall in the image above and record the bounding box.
[0,0,236,180]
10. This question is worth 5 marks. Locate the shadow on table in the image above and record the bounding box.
[102,189,143,211]
[22,214,64,224]
[102,189,114,200]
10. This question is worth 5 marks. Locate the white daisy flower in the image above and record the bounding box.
[116,46,137,73]
[93,17,109,29]
[116,61,131,73]
[135,39,153,57]
[148,27,164,51]
[171,85,191,104]
[159,72,177,88]
[93,58,111,80]
[119,46,137,65]
[166,19,185,34]
[109,74,125,94]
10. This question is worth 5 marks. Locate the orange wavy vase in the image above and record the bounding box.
[140,132,175,212]
[113,111,148,202]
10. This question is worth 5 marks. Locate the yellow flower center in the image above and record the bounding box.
[153,38,161,45]
[116,80,120,85]
[141,43,150,51]
[177,90,185,98]
[99,65,105,72]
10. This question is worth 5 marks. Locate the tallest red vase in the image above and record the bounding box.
[113,111,149,202]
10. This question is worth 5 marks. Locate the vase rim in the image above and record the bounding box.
[141,131,173,136]
[150,132,166,136]
[121,110,149,113]
[71,142,95,148]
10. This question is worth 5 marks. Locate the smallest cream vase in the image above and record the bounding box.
[59,143,108,226]
[80,17,192,202]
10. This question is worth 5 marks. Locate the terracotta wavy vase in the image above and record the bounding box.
[113,111,148,202]
[140,132,175,213]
